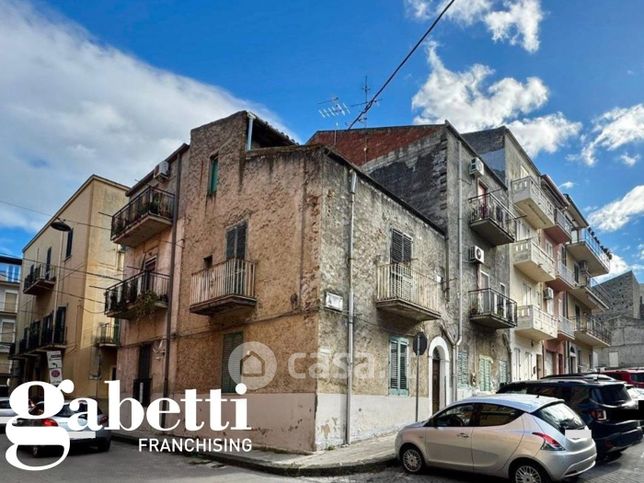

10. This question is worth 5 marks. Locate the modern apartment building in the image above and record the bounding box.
[464,128,611,377]
[13,175,128,405]
[107,111,449,451]
[1,255,21,394]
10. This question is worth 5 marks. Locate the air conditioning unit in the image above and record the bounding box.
[469,245,485,264]
[154,160,170,180]
[579,261,588,273]
[543,287,554,300]
[469,157,485,177]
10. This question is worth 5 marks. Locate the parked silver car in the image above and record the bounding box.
[395,394,596,482]
[0,397,17,429]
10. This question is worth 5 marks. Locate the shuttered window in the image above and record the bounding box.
[390,230,412,263]
[479,355,493,392]
[226,223,247,260]
[208,157,219,194]
[65,229,73,258]
[499,360,508,386]
[222,331,243,393]
[389,337,408,395]
[458,350,469,387]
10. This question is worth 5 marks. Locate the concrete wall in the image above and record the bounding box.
[597,316,644,368]
[596,271,641,320]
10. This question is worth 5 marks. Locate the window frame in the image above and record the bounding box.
[65,229,74,259]
[222,331,243,393]
[208,156,219,195]
[389,336,409,396]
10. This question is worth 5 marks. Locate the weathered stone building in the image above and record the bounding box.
[109,112,448,452]
[595,271,644,369]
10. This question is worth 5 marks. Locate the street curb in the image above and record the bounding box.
[112,432,396,477]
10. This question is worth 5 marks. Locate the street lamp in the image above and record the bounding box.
[50,219,72,232]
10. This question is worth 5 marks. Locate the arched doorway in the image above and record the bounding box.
[428,336,451,416]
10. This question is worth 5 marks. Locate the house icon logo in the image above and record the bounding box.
[229,341,277,390]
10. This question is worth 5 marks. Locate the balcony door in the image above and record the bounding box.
[390,230,413,299]
[479,270,491,313]
[226,223,247,295]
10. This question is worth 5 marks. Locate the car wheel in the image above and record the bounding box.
[512,461,551,483]
[97,439,111,452]
[31,446,43,458]
[400,445,424,474]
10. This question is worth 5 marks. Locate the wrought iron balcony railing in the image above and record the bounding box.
[111,186,174,246]
[469,288,517,328]
[190,259,257,315]
[104,271,170,318]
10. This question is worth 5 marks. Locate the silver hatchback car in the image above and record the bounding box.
[395,394,596,483]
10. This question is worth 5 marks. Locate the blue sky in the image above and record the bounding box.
[0,0,642,280]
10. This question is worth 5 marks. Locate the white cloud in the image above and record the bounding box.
[620,153,640,167]
[484,0,543,53]
[412,43,548,130]
[507,113,581,157]
[559,181,575,190]
[404,0,543,53]
[0,1,286,232]
[411,44,579,153]
[594,253,638,284]
[581,103,644,166]
[588,185,644,232]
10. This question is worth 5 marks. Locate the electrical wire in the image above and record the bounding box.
[347,0,457,129]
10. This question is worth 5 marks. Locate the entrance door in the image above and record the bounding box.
[432,348,441,413]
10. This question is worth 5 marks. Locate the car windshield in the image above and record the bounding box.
[592,384,632,405]
[533,402,584,434]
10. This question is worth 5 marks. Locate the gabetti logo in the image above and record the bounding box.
[5,379,250,471]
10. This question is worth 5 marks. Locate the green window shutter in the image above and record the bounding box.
[389,337,409,395]
[389,339,398,389]
[222,331,243,392]
[479,356,492,391]
[399,342,408,390]
[458,350,469,387]
[499,360,508,385]
[208,157,219,194]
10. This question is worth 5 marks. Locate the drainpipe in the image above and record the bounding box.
[453,142,464,401]
[246,113,256,151]
[346,170,357,445]
[161,152,182,428]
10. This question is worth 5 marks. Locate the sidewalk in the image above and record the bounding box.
[112,430,397,477]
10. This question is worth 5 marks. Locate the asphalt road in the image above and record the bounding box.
[0,434,642,482]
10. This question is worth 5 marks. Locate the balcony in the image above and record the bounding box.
[38,320,66,350]
[190,259,257,316]
[567,228,610,276]
[111,187,174,248]
[468,194,515,245]
[95,323,120,347]
[375,262,441,322]
[547,261,577,292]
[469,288,517,329]
[571,273,609,310]
[511,239,555,282]
[511,177,555,229]
[575,317,610,347]
[557,315,576,340]
[104,271,169,319]
[515,305,558,341]
[544,209,573,244]
[23,263,56,295]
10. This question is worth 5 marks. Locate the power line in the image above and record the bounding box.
[346,0,457,129]
[0,252,123,283]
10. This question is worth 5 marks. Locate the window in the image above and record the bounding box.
[534,403,584,434]
[65,229,73,259]
[0,320,15,343]
[226,223,247,260]
[514,348,521,380]
[475,404,522,427]
[479,355,493,391]
[3,291,17,313]
[479,270,490,290]
[458,350,469,387]
[208,157,219,194]
[434,404,474,427]
[222,332,243,393]
[390,230,412,263]
[498,360,508,386]
[389,337,409,395]
[45,247,52,278]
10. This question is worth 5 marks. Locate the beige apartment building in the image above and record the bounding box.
[13,175,128,405]
[1,255,21,394]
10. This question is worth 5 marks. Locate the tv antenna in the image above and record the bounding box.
[318,97,350,119]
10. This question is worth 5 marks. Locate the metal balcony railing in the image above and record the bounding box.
[104,271,170,316]
[576,317,610,344]
[469,288,517,326]
[376,262,441,314]
[96,323,120,346]
[111,186,174,240]
[23,262,56,292]
[468,193,515,237]
[191,259,257,307]
[554,209,573,237]
[571,228,610,270]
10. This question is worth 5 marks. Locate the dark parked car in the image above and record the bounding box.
[498,379,642,457]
